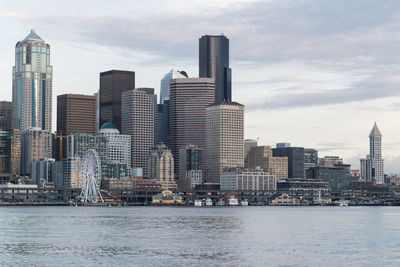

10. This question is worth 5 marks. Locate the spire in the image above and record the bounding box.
[369,122,382,138]
[23,29,44,42]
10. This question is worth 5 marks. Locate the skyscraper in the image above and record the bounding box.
[12,30,53,131]
[169,78,215,175]
[21,128,52,176]
[160,69,188,104]
[57,94,97,136]
[121,88,154,177]
[99,70,135,132]
[148,144,176,189]
[247,146,288,179]
[272,145,305,178]
[360,123,384,184]
[206,102,244,184]
[0,101,12,130]
[199,35,231,103]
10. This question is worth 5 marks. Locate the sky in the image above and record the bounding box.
[1,0,400,172]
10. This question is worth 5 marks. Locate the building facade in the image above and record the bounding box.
[66,133,108,163]
[160,69,188,104]
[121,88,154,177]
[99,70,135,132]
[272,146,304,178]
[247,146,288,179]
[57,94,97,136]
[0,101,12,130]
[97,122,131,177]
[206,102,244,184]
[154,102,169,147]
[148,144,176,189]
[12,30,53,131]
[220,168,277,191]
[178,144,203,181]
[169,78,215,175]
[21,128,52,176]
[304,148,318,175]
[0,129,21,182]
[199,35,231,103]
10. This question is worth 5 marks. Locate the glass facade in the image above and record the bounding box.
[12,30,52,131]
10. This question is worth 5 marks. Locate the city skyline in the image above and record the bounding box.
[2,1,400,172]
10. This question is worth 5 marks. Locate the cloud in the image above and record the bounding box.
[246,72,400,110]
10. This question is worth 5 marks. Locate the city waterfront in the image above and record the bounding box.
[1,207,400,266]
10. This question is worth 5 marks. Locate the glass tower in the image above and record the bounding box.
[12,30,53,131]
[199,35,231,103]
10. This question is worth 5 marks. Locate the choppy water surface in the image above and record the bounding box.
[1,206,400,266]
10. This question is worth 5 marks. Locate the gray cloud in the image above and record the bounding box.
[246,72,400,110]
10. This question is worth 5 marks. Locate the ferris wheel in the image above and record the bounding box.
[79,149,103,203]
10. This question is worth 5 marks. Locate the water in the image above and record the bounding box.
[1,206,400,266]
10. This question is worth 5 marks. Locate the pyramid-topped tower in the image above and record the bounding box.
[360,123,384,184]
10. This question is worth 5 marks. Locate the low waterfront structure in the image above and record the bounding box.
[152,190,182,204]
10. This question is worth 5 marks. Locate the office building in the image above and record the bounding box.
[221,167,277,191]
[63,157,82,188]
[67,133,108,163]
[97,122,131,177]
[319,156,343,167]
[199,35,231,103]
[272,146,304,178]
[179,144,203,182]
[360,123,384,184]
[247,146,288,179]
[0,101,12,130]
[31,158,55,187]
[21,127,52,176]
[206,102,244,184]
[121,88,154,177]
[99,70,135,132]
[0,129,21,182]
[306,163,354,190]
[148,144,176,189]
[12,30,53,131]
[169,78,214,174]
[160,69,188,104]
[304,148,318,175]
[57,94,97,136]
[154,102,169,146]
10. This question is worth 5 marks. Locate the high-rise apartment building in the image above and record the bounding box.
[0,101,12,130]
[99,70,135,132]
[272,146,304,178]
[121,88,154,177]
[57,94,97,136]
[360,123,384,184]
[160,69,188,104]
[199,35,231,103]
[21,127,52,176]
[12,30,53,131]
[247,146,288,179]
[169,78,214,174]
[148,144,176,189]
[206,102,244,184]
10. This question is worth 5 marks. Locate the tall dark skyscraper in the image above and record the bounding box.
[199,35,231,103]
[99,70,135,132]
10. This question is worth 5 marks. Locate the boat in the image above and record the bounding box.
[217,199,226,206]
[205,198,213,206]
[228,196,239,206]
[240,199,249,206]
[194,199,203,207]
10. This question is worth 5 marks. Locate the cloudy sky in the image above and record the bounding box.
[1,0,400,172]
